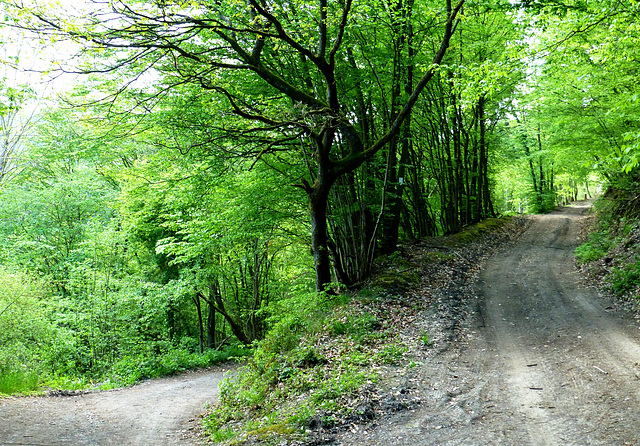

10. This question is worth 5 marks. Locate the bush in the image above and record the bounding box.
[610,260,640,295]
[0,269,60,394]
[530,190,557,214]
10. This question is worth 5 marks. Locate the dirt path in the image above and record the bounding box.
[337,203,640,445]
[0,367,230,446]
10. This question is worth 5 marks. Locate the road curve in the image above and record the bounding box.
[0,368,228,446]
[480,202,640,445]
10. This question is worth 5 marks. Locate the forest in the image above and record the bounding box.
[1,0,639,442]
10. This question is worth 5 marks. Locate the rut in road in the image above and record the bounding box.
[337,203,640,445]
[0,368,228,446]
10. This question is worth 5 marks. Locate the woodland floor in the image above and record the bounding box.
[329,201,640,446]
[3,202,640,446]
[0,365,233,446]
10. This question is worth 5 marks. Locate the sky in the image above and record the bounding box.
[1,2,85,105]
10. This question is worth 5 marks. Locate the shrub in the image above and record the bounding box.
[0,269,59,394]
[610,260,640,295]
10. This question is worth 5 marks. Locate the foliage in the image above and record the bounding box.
[5,0,472,291]
[496,0,640,211]
[0,269,60,394]
[0,79,35,185]
[0,107,267,392]
[106,344,253,387]
[575,231,614,264]
[576,177,640,298]
[203,287,404,443]
[610,261,640,295]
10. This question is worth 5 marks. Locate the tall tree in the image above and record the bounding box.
[0,83,34,184]
[9,0,465,291]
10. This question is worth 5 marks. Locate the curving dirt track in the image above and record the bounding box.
[338,202,640,445]
[0,368,229,446]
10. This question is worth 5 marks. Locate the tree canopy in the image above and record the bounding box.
[1,0,640,397]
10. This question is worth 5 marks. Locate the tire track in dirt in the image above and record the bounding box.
[0,368,229,446]
[336,202,640,445]
[481,202,640,445]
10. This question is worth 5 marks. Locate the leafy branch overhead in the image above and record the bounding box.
[16,0,461,166]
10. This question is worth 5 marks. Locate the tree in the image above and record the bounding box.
[515,0,640,182]
[0,83,34,184]
[9,0,465,291]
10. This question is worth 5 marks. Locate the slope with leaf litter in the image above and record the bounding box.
[203,216,530,445]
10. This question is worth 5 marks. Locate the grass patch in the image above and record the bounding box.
[610,260,640,295]
[0,369,40,395]
[575,230,615,264]
[203,290,401,444]
[104,344,253,387]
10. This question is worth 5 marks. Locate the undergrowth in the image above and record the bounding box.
[101,344,252,388]
[203,288,407,445]
[0,369,40,395]
[0,344,251,396]
[577,174,640,298]
[575,229,616,264]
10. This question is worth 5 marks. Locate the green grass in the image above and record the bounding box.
[202,290,398,444]
[610,260,640,295]
[104,344,253,387]
[0,369,40,395]
[575,230,614,264]
[0,343,253,396]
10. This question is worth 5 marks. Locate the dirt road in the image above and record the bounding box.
[4,204,640,446]
[338,203,640,445]
[0,368,228,446]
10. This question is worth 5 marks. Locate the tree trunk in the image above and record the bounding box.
[517,115,538,194]
[308,183,333,292]
[207,300,216,349]
[202,288,252,345]
[192,294,204,354]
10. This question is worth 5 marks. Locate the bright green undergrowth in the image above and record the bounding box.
[0,344,251,395]
[103,344,252,388]
[0,266,252,395]
[203,288,407,445]
[0,370,40,395]
[575,229,616,264]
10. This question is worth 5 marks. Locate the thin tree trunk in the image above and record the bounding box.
[192,294,204,354]
[207,299,216,349]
